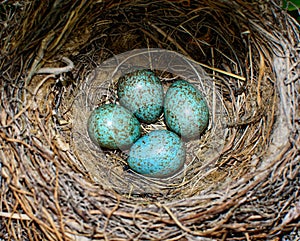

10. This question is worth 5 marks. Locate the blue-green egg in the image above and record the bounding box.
[164,80,209,140]
[87,104,141,150]
[117,69,164,123]
[127,130,186,178]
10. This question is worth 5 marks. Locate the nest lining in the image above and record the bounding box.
[0,0,299,240]
[72,48,229,199]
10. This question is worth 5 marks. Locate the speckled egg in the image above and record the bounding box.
[87,104,141,150]
[127,130,186,178]
[164,80,209,140]
[117,69,164,123]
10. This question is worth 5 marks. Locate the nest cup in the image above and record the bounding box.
[73,48,227,197]
[0,1,299,240]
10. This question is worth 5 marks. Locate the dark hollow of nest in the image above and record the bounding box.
[0,0,299,240]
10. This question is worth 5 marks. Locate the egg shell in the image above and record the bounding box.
[127,130,186,178]
[117,69,164,123]
[87,104,141,150]
[164,80,209,140]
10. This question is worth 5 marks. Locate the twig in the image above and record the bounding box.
[192,60,246,81]
[36,57,74,75]
[0,211,31,221]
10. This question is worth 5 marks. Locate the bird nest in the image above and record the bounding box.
[0,0,299,240]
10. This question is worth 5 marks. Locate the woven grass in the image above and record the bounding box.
[0,0,299,240]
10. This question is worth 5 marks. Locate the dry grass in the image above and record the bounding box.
[0,0,299,240]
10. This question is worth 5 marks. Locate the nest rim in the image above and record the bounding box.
[0,0,299,240]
